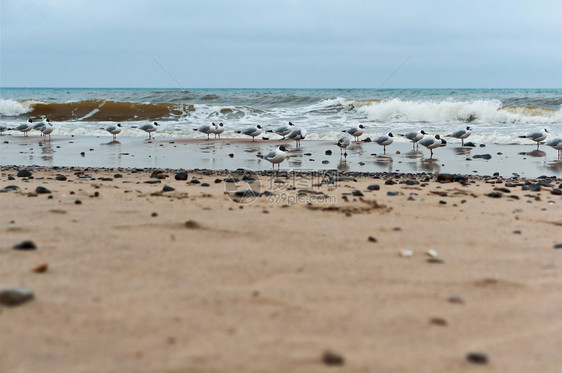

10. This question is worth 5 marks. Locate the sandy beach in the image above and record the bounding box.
[1,165,561,372]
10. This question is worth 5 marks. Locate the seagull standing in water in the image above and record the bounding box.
[33,118,50,135]
[260,145,288,171]
[546,138,562,159]
[213,123,225,139]
[105,123,122,140]
[519,128,548,150]
[235,125,262,141]
[15,119,33,136]
[419,134,443,158]
[41,121,55,140]
[286,128,307,148]
[139,122,159,140]
[374,133,394,153]
[337,134,351,158]
[195,123,217,140]
[267,122,294,139]
[447,126,472,146]
[344,124,365,142]
[401,129,427,150]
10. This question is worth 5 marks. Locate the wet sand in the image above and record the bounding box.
[0,166,561,372]
[1,134,561,177]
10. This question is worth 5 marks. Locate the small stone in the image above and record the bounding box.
[393,227,402,231]
[387,191,399,196]
[464,141,476,147]
[513,230,522,234]
[229,153,234,158]
[145,179,161,184]
[487,192,502,198]
[553,243,562,249]
[385,179,396,185]
[466,352,489,364]
[352,190,364,197]
[429,317,448,326]
[13,240,37,250]
[426,249,438,257]
[399,249,414,257]
[436,174,454,183]
[322,351,345,366]
[114,173,123,178]
[427,258,444,264]
[551,189,562,195]
[367,184,380,191]
[201,183,210,187]
[75,200,82,205]
[448,295,465,304]
[368,236,377,243]
[17,169,32,177]
[214,178,223,183]
[325,150,332,155]
[473,154,491,160]
[162,185,175,192]
[55,174,67,181]
[175,172,188,181]
[185,220,200,229]
[439,200,447,205]
[32,263,48,273]
[36,186,51,194]
[0,287,34,306]
[151,212,158,217]
[150,170,164,178]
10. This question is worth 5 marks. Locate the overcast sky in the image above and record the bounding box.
[1,0,561,88]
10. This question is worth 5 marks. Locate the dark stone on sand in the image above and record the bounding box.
[522,184,541,192]
[436,173,454,182]
[5,185,19,190]
[150,170,164,178]
[235,189,261,197]
[13,240,37,251]
[385,179,396,185]
[429,317,448,326]
[363,137,372,143]
[464,141,476,147]
[114,174,123,178]
[448,295,465,304]
[439,200,447,205]
[55,174,67,181]
[0,287,34,306]
[513,230,522,234]
[466,352,489,365]
[80,152,85,156]
[325,150,332,155]
[75,200,82,205]
[401,180,419,185]
[162,185,175,192]
[368,236,377,243]
[242,175,256,181]
[201,183,210,187]
[479,144,486,147]
[487,192,502,198]
[8,176,15,180]
[224,177,240,183]
[553,243,562,249]
[17,169,32,178]
[185,220,200,229]
[387,191,399,196]
[551,189,561,195]
[322,351,345,366]
[214,179,223,183]
[145,179,161,184]
[427,258,444,263]
[453,175,467,183]
[352,190,364,197]
[175,172,188,181]
[367,184,380,191]
[99,177,113,181]
[473,154,491,160]
[322,160,329,164]
[494,187,511,193]
[190,179,201,184]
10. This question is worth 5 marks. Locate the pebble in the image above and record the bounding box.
[473,154,492,160]
[436,174,454,183]
[175,172,188,181]
[144,179,161,184]
[352,190,364,197]
[17,169,32,178]
[185,220,200,229]
[35,186,51,194]
[32,263,49,273]
[426,249,438,257]
[201,183,210,187]
[368,236,377,243]
[399,249,414,257]
[114,173,123,178]
[75,200,82,205]
[427,258,444,264]
[55,174,67,181]
[551,189,562,195]
[429,317,448,326]
[162,185,175,192]
[367,184,380,191]
[448,295,465,304]
[487,192,502,198]
[553,243,562,249]
[325,150,332,155]
[387,191,399,196]
[13,240,37,251]
[0,287,34,306]
[322,351,345,366]
[466,352,489,364]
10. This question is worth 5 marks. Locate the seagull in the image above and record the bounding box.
[213,122,225,139]
[235,125,262,141]
[546,138,562,159]
[105,123,122,140]
[41,121,55,140]
[337,134,351,158]
[33,118,50,134]
[418,134,443,158]
[267,122,294,139]
[15,119,33,136]
[519,128,548,150]
[139,122,159,140]
[374,132,394,153]
[286,128,307,147]
[447,126,472,146]
[195,123,217,140]
[400,130,427,149]
[343,124,365,142]
[260,145,288,171]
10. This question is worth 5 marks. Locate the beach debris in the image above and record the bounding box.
[399,249,414,257]
[0,287,34,306]
[322,350,345,366]
[466,352,489,364]
[426,249,438,258]
[32,263,48,273]
[448,295,465,304]
[13,240,37,251]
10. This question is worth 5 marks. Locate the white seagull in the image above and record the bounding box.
[267,122,294,139]
[41,121,55,140]
[448,126,472,146]
[519,128,548,150]
[105,123,122,140]
[15,119,33,136]
[344,124,365,142]
[401,129,427,149]
[260,145,288,171]
[213,123,225,139]
[286,128,307,148]
[546,138,562,159]
[139,122,159,140]
[337,134,351,158]
[235,125,263,141]
[33,118,50,134]
[374,132,394,153]
[195,123,217,140]
[419,134,444,158]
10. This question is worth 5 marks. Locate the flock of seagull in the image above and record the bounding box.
[2,118,561,170]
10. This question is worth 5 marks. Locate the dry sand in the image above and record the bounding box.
[0,166,561,372]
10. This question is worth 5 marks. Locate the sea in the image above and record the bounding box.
[1,88,560,143]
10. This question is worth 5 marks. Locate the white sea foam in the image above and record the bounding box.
[0,99,35,117]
